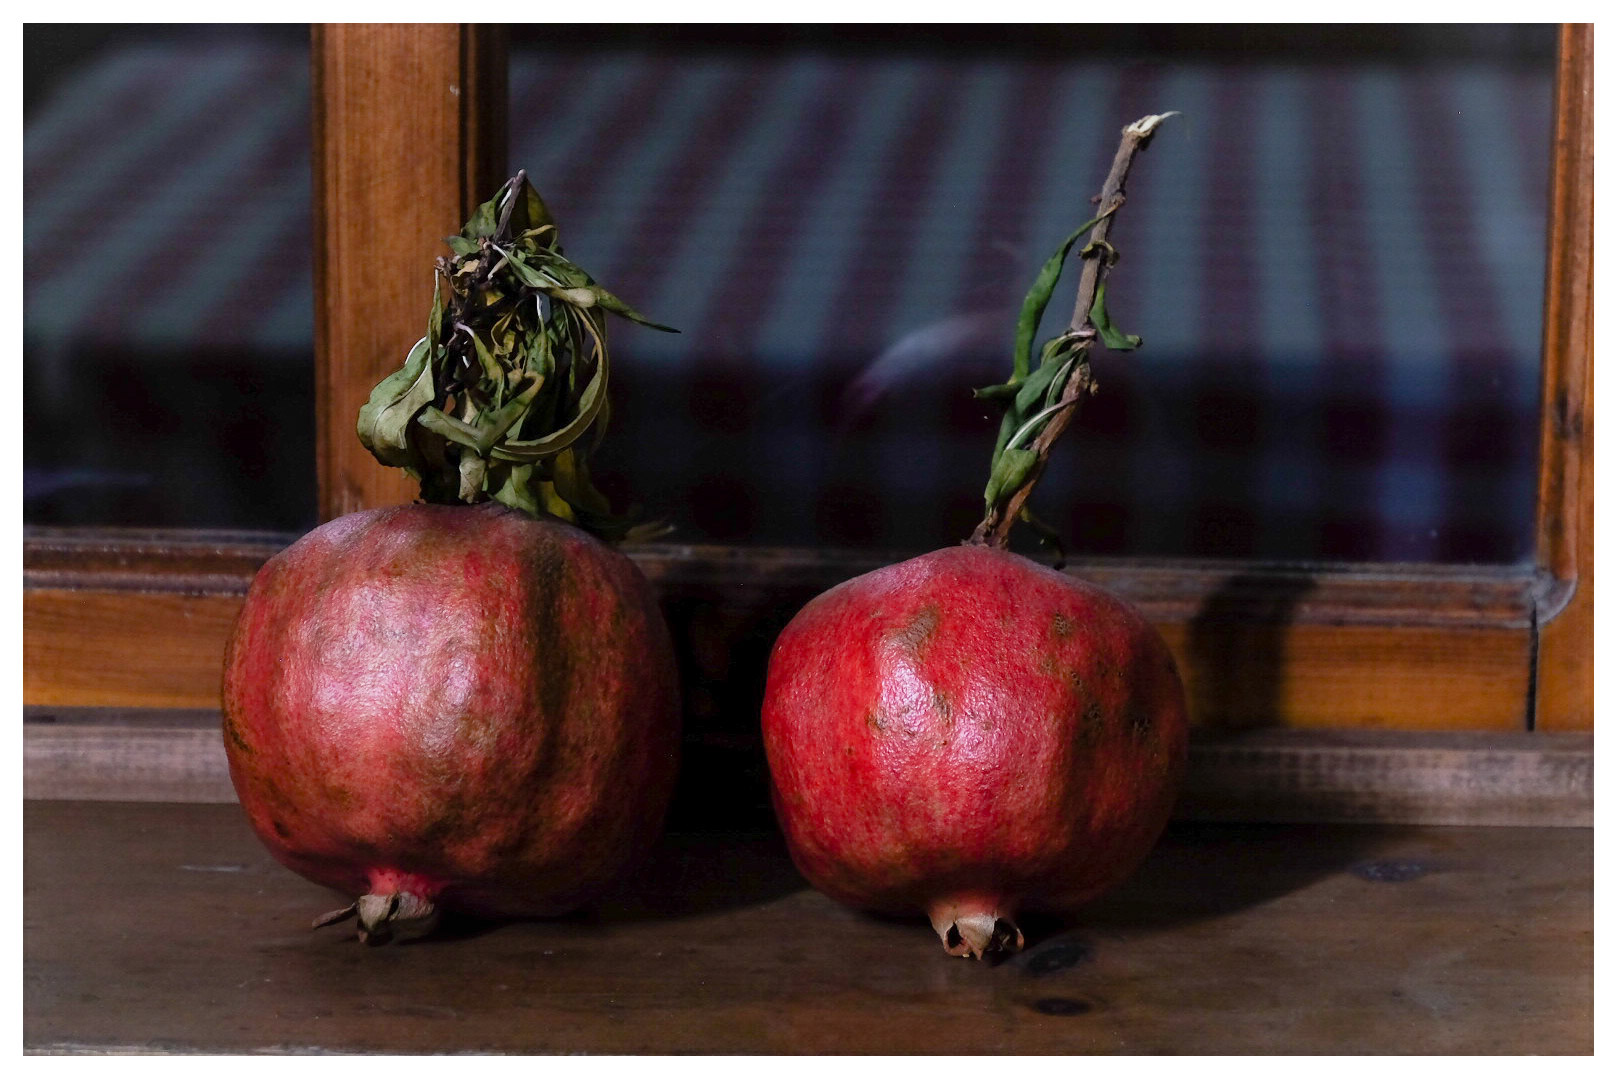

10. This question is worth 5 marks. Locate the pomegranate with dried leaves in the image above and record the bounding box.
[762,115,1187,959]
[222,173,681,943]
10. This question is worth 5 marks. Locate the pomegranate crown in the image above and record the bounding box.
[357,170,677,541]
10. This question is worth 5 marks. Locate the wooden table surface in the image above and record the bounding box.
[24,800,1591,1054]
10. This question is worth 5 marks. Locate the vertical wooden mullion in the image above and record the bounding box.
[312,24,508,521]
[1532,24,1593,730]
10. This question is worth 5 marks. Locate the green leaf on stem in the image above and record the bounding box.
[983,447,1039,510]
[461,193,500,240]
[507,176,555,238]
[457,453,488,503]
[417,375,544,457]
[1011,209,1110,382]
[1089,280,1142,351]
[593,286,679,333]
[357,336,435,469]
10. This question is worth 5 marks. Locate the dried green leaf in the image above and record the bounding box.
[417,376,544,457]
[1012,209,1109,381]
[621,520,676,543]
[427,273,445,356]
[357,336,435,469]
[506,174,555,238]
[533,479,577,522]
[1089,280,1142,351]
[415,407,485,452]
[359,169,677,541]
[1006,398,1078,454]
[503,252,554,291]
[984,352,1074,474]
[972,382,1018,403]
[488,462,541,517]
[1012,352,1071,416]
[457,454,488,502]
[984,447,1039,510]
[492,369,606,461]
[592,286,678,333]
[462,192,501,240]
[459,324,503,384]
[549,448,613,517]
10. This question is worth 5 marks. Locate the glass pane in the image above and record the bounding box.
[24,24,316,531]
[510,25,1556,563]
[24,24,1557,568]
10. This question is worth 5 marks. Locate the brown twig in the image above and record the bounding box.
[970,112,1175,548]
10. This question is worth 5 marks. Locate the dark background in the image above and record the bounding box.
[23,23,1560,563]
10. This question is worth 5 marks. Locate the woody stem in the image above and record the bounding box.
[971,113,1172,549]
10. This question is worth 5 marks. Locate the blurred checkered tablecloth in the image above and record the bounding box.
[24,39,1554,563]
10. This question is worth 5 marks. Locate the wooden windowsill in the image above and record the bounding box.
[23,707,1594,828]
[24,800,1592,1054]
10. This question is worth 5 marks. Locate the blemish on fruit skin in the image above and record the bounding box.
[221,714,255,758]
[1052,613,1073,638]
[892,604,941,656]
[866,710,886,732]
[932,689,954,723]
[1127,704,1153,739]
[1081,702,1104,743]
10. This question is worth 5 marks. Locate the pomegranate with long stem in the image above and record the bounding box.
[762,115,1188,959]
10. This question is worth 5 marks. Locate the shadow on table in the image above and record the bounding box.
[418,829,808,942]
[590,828,808,924]
[1071,820,1412,931]
[838,820,1413,968]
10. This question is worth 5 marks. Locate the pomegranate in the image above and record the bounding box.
[224,503,678,941]
[222,172,681,942]
[761,114,1185,958]
[762,545,1185,957]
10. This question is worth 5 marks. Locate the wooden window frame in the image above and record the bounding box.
[22,24,1592,738]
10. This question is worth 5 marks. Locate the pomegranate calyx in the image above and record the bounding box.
[311,892,439,945]
[311,902,357,929]
[356,891,440,945]
[928,904,1026,960]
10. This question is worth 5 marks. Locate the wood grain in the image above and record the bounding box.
[23,591,243,710]
[25,532,1539,731]
[1533,24,1594,731]
[1178,728,1591,827]
[24,709,236,803]
[23,802,1592,1053]
[312,24,508,522]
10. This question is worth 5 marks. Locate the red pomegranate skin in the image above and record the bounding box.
[762,544,1186,943]
[222,501,680,921]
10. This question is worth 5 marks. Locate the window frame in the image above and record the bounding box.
[21,23,1593,734]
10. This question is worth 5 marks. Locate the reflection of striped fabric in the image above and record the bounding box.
[23,41,1554,563]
